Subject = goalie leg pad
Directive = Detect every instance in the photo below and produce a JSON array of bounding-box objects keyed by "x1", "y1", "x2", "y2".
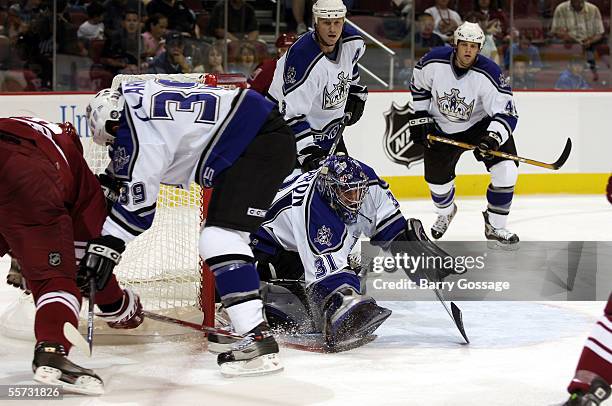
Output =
[
  {"x1": 323, "y1": 288, "x2": 391, "y2": 350},
  {"x1": 261, "y1": 281, "x2": 316, "y2": 333}
]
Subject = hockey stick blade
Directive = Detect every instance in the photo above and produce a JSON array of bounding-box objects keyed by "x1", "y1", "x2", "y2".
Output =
[
  {"x1": 550, "y1": 138, "x2": 572, "y2": 170},
  {"x1": 430, "y1": 287, "x2": 470, "y2": 344},
  {"x1": 142, "y1": 310, "x2": 245, "y2": 339},
  {"x1": 450, "y1": 302, "x2": 470, "y2": 344},
  {"x1": 63, "y1": 322, "x2": 92, "y2": 357}
]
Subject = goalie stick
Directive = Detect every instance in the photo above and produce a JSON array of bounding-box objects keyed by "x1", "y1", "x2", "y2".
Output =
[
  {"x1": 427, "y1": 135, "x2": 572, "y2": 170},
  {"x1": 431, "y1": 286, "x2": 469, "y2": 344}
]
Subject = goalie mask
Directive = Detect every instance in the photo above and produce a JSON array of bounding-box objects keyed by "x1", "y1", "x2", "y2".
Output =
[
  {"x1": 86, "y1": 88, "x2": 125, "y2": 146},
  {"x1": 316, "y1": 154, "x2": 369, "y2": 224}
]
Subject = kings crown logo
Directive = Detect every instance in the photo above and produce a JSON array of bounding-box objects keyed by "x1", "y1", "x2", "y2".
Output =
[
  {"x1": 323, "y1": 71, "x2": 350, "y2": 110},
  {"x1": 436, "y1": 88, "x2": 475, "y2": 122}
]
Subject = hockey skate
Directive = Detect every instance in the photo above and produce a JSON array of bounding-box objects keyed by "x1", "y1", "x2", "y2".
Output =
[
  {"x1": 217, "y1": 322, "x2": 283, "y2": 377},
  {"x1": 208, "y1": 325, "x2": 240, "y2": 354},
  {"x1": 563, "y1": 376, "x2": 611, "y2": 405},
  {"x1": 483, "y1": 211, "x2": 519, "y2": 250},
  {"x1": 323, "y1": 288, "x2": 392, "y2": 351},
  {"x1": 32, "y1": 342, "x2": 104, "y2": 396},
  {"x1": 431, "y1": 203, "x2": 457, "y2": 239},
  {"x1": 96, "y1": 289, "x2": 144, "y2": 329}
]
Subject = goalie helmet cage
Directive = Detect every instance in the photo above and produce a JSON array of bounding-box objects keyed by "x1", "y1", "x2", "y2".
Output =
[{"x1": 0, "y1": 73, "x2": 232, "y2": 343}]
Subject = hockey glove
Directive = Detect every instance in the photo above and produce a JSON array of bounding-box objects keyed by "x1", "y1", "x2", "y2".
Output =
[
  {"x1": 6, "y1": 256, "x2": 30, "y2": 294},
  {"x1": 300, "y1": 145, "x2": 328, "y2": 172},
  {"x1": 408, "y1": 111, "x2": 435, "y2": 146},
  {"x1": 96, "y1": 173, "x2": 122, "y2": 212},
  {"x1": 607, "y1": 175, "x2": 612, "y2": 205},
  {"x1": 475, "y1": 131, "x2": 502, "y2": 161},
  {"x1": 77, "y1": 235, "x2": 125, "y2": 294},
  {"x1": 344, "y1": 84, "x2": 368, "y2": 126}
]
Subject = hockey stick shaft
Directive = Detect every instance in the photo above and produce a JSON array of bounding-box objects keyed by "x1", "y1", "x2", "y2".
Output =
[
  {"x1": 87, "y1": 277, "x2": 95, "y2": 354},
  {"x1": 327, "y1": 113, "x2": 351, "y2": 158},
  {"x1": 141, "y1": 311, "x2": 245, "y2": 339},
  {"x1": 427, "y1": 135, "x2": 572, "y2": 170}
]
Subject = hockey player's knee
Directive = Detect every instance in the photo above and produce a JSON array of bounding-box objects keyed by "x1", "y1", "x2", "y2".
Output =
[
  {"x1": 490, "y1": 160, "x2": 518, "y2": 187},
  {"x1": 307, "y1": 270, "x2": 361, "y2": 309},
  {"x1": 199, "y1": 226, "x2": 253, "y2": 263},
  {"x1": 28, "y1": 277, "x2": 82, "y2": 305},
  {"x1": 428, "y1": 179, "x2": 455, "y2": 195}
]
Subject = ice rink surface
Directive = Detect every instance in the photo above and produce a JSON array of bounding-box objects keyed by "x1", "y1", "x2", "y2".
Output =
[{"x1": 0, "y1": 195, "x2": 610, "y2": 406}]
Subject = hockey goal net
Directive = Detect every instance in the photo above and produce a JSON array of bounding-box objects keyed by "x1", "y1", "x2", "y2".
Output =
[{"x1": 0, "y1": 73, "x2": 252, "y2": 342}]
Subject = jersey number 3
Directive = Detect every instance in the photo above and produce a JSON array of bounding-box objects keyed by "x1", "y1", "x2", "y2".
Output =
[{"x1": 150, "y1": 80, "x2": 220, "y2": 124}]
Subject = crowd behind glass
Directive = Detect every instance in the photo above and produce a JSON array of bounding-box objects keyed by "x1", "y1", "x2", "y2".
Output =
[{"x1": 0, "y1": 0, "x2": 608, "y2": 91}]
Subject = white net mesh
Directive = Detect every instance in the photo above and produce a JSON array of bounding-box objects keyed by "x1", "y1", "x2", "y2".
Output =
[
  {"x1": 84, "y1": 139, "x2": 204, "y2": 312},
  {"x1": 80, "y1": 138, "x2": 210, "y2": 340}
]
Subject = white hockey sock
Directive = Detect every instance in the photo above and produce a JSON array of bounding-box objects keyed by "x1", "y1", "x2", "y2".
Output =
[{"x1": 225, "y1": 299, "x2": 264, "y2": 335}]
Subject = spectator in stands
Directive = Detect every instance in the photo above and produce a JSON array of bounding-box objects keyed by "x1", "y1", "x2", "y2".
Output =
[
  {"x1": 103, "y1": 0, "x2": 144, "y2": 37},
  {"x1": 425, "y1": 0, "x2": 462, "y2": 42},
  {"x1": 146, "y1": 0, "x2": 195, "y2": 36},
  {"x1": 8, "y1": 0, "x2": 45, "y2": 26},
  {"x1": 0, "y1": 34, "x2": 22, "y2": 71},
  {"x1": 203, "y1": 43, "x2": 225, "y2": 74},
  {"x1": 551, "y1": 0, "x2": 605, "y2": 80},
  {"x1": 209, "y1": 0, "x2": 259, "y2": 41},
  {"x1": 397, "y1": 56, "x2": 414, "y2": 87},
  {"x1": 286, "y1": 0, "x2": 310, "y2": 35},
  {"x1": 3, "y1": 4, "x2": 29, "y2": 46},
  {"x1": 142, "y1": 13, "x2": 167, "y2": 58},
  {"x1": 414, "y1": 12, "x2": 446, "y2": 59},
  {"x1": 147, "y1": 31, "x2": 192, "y2": 74},
  {"x1": 77, "y1": 1, "x2": 105, "y2": 41},
  {"x1": 555, "y1": 56, "x2": 591, "y2": 89},
  {"x1": 473, "y1": 0, "x2": 509, "y2": 43},
  {"x1": 503, "y1": 33, "x2": 542, "y2": 71},
  {"x1": 100, "y1": 10, "x2": 142, "y2": 76},
  {"x1": 510, "y1": 55, "x2": 536, "y2": 89},
  {"x1": 249, "y1": 32, "x2": 297, "y2": 95},
  {"x1": 229, "y1": 41, "x2": 258, "y2": 77}
]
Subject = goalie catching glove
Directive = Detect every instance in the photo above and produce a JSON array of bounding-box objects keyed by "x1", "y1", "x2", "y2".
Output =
[
  {"x1": 77, "y1": 235, "x2": 125, "y2": 294},
  {"x1": 344, "y1": 84, "x2": 368, "y2": 126}
]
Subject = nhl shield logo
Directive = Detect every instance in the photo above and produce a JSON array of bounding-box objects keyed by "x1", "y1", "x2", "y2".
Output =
[
  {"x1": 382, "y1": 101, "x2": 424, "y2": 168},
  {"x1": 48, "y1": 252, "x2": 62, "y2": 267}
]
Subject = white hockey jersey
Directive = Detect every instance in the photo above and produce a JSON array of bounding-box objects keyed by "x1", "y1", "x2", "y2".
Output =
[
  {"x1": 268, "y1": 26, "x2": 366, "y2": 163},
  {"x1": 250, "y1": 161, "x2": 407, "y2": 286},
  {"x1": 410, "y1": 47, "x2": 518, "y2": 144},
  {"x1": 102, "y1": 79, "x2": 274, "y2": 243}
]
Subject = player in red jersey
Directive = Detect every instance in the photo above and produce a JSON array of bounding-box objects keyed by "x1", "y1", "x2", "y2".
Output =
[
  {"x1": 0, "y1": 117, "x2": 143, "y2": 395},
  {"x1": 562, "y1": 293, "x2": 611, "y2": 405},
  {"x1": 248, "y1": 33, "x2": 298, "y2": 95}
]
